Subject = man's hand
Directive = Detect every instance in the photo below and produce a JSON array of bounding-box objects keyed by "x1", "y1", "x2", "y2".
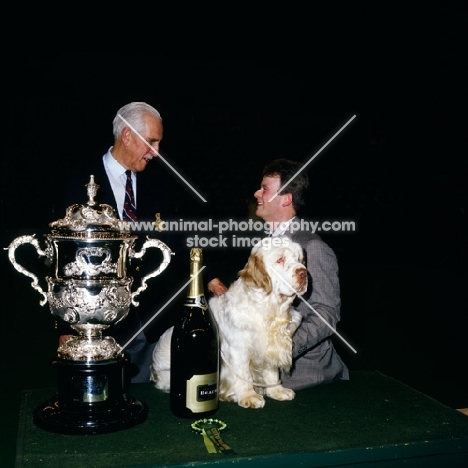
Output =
[
  {"x1": 207, "y1": 277, "x2": 228, "y2": 296},
  {"x1": 287, "y1": 310, "x2": 303, "y2": 335}
]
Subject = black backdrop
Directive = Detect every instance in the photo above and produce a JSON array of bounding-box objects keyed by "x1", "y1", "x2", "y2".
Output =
[{"x1": 2, "y1": 51, "x2": 467, "y2": 407}]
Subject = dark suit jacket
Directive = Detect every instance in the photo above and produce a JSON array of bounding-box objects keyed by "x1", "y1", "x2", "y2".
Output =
[
  {"x1": 278, "y1": 221, "x2": 349, "y2": 389},
  {"x1": 58, "y1": 158, "x2": 178, "y2": 220}
]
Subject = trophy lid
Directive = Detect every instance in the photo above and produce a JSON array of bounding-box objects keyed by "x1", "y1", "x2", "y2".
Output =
[{"x1": 49, "y1": 175, "x2": 134, "y2": 238}]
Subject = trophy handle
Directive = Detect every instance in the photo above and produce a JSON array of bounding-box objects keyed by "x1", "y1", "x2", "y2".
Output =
[
  {"x1": 129, "y1": 237, "x2": 174, "y2": 306},
  {"x1": 5, "y1": 234, "x2": 52, "y2": 306}
]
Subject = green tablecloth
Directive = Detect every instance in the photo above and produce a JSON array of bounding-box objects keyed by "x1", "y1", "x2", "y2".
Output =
[{"x1": 15, "y1": 371, "x2": 468, "y2": 468}]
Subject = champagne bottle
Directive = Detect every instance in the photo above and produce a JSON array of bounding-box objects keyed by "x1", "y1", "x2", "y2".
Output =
[{"x1": 170, "y1": 248, "x2": 220, "y2": 418}]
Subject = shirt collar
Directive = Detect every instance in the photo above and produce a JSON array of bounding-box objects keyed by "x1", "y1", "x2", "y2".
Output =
[
  {"x1": 270, "y1": 216, "x2": 296, "y2": 237},
  {"x1": 104, "y1": 147, "x2": 127, "y2": 178}
]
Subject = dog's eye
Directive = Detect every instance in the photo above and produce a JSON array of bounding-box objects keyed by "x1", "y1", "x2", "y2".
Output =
[{"x1": 276, "y1": 256, "x2": 285, "y2": 264}]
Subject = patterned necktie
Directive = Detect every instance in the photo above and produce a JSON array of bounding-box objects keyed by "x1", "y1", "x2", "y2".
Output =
[{"x1": 123, "y1": 170, "x2": 137, "y2": 221}]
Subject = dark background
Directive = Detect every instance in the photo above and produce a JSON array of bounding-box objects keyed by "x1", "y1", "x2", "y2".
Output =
[{"x1": 1, "y1": 8, "x2": 467, "y2": 464}]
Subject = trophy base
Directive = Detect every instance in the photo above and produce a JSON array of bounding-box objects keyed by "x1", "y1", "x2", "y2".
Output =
[
  {"x1": 33, "y1": 355, "x2": 148, "y2": 435},
  {"x1": 33, "y1": 392, "x2": 148, "y2": 435}
]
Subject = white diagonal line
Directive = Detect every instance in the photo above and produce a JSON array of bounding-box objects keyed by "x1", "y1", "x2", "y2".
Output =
[
  {"x1": 270, "y1": 268, "x2": 357, "y2": 354},
  {"x1": 268, "y1": 114, "x2": 357, "y2": 202},
  {"x1": 118, "y1": 266, "x2": 206, "y2": 353},
  {"x1": 153, "y1": 151, "x2": 207, "y2": 202},
  {"x1": 118, "y1": 114, "x2": 207, "y2": 202},
  {"x1": 294, "y1": 294, "x2": 357, "y2": 353}
]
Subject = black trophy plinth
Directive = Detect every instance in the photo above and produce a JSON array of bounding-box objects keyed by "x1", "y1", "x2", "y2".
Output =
[{"x1": 33, "y1": 355, "x2": 148, "y2": 435}]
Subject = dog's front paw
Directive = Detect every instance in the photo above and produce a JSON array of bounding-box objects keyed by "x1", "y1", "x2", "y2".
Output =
[
  {"x1": 266, "y1": 385, "x2": 296, "y2": 401},
  {"x1": 239, "y1": 393, "x2": 266, "y2": 409},
  {"x1": 287, "y1": 310, "x2": 302, "y2": 335}
]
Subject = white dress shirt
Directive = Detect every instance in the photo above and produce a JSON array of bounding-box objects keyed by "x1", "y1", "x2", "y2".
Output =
[
  {"x1": 103, "y1": 147, "x2": 137, "y2": 220},
  {"x1": 270, "y1": 217, "x2": 296, "y2": 237}
]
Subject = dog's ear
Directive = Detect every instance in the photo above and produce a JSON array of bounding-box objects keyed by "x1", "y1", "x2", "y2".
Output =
[{"x1": 239, "y1": 253, "x2": 272, "y2": 293}]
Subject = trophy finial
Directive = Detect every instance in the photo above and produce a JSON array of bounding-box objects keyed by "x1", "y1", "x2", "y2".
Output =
[
  {"x1": 85, "y1": 175, "x2": 100, "y2": 206},
  {"x1": 153, "y1": 212, "x2": 165, "y2": 232}
]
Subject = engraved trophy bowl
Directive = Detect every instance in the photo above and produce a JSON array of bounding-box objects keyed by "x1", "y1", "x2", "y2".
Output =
[{"x1": 5, "y1": 175, "x2": 173, "y2": 434}]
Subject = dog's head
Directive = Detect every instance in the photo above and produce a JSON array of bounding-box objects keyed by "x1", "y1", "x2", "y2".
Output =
[{"x1": 238, "y1": 237, "x2": 308, "y2": 298}]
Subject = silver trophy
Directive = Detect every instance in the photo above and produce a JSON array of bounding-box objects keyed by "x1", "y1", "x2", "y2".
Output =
[{"x1": 6, "y1": 175, "x2": 173, "y2": 434}]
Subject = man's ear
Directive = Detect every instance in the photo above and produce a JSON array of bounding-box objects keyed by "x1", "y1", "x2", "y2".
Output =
[
  {"x1": 121, "y1": 128, "x2": 132, "y2": 146},
  {"x1": 282, "y1": 192, "x2": 293, "y2": 207}
]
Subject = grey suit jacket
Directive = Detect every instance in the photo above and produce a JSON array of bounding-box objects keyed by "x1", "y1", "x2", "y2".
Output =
[{"x1": 279, "y1": 221, "x2": 349, "y2": 390}]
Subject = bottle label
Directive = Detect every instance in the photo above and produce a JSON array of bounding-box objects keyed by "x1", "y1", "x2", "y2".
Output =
[
  {"x1": 184, "y1": 296, "x2": 207, "y2": 309},
  {"x1": 186, "y1": 372, "x2": 218, "y2": 412}
]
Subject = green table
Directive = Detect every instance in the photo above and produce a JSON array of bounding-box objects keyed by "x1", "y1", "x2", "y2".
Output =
[{"x1": 15, "y1": 371, "x2": 468, "y2": 467}]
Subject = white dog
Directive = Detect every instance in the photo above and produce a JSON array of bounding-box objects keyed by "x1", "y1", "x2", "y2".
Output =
[{"x1": 150, "y1": 237, "x2": 308, "y2": 409}]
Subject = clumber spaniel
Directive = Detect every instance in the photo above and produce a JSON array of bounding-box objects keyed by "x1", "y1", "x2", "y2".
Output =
[{"x1": 150, "y1": 237, "x2": 308, "y2": 409}]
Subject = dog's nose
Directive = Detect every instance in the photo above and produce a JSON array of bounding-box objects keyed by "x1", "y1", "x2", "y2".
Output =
[{"x1": 296, "y1": 268, "x2": 307, "y2": 280}]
